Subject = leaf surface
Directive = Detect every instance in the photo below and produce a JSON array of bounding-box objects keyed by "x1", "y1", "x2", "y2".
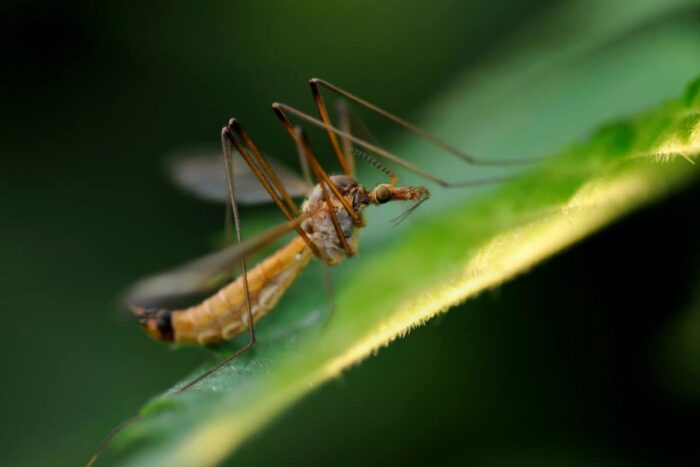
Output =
[{"x1": 102, "y1": 3, "x2": 700, "y2": 465}]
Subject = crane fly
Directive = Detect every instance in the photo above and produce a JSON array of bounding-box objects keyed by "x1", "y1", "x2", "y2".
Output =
[{"x1": 88, "y1": 78, "x2": 537, "y2": 466}]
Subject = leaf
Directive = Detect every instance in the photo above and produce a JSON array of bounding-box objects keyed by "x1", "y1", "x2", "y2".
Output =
[{"x1": 100, "y1": 6, "x2": 700, "y2": 467}]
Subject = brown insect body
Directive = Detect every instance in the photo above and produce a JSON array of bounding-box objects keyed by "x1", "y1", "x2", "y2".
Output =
[{"x1": 138, "y1": 175, "x2": 416, "y2": 345}]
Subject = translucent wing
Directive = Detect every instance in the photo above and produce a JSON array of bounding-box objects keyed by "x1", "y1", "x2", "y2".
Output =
[
  {"x1": 123, "y1": 216, "x2": 308, "y2": 309},
  {"x1": 167, "y1": 146, "x2": 313, "y2": 204}
]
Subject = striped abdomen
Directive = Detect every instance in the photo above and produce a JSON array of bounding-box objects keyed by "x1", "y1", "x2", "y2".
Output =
[{"x1": 140, "y1": 236, "x2": 313, "y2": 344}]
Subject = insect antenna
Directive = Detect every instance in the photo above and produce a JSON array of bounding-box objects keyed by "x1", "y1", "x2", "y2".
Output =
[
  {"x1": 350, "y1": 147, "x2": 429, "y2": 225},
  {"x1": 352, "y1": 147, "x2": 397, "y2": 184}
]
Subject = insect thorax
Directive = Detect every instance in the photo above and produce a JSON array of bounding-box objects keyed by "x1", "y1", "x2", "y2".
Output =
[{"x1": 301, "y1": 175, "x2": 369, "y2": 265}]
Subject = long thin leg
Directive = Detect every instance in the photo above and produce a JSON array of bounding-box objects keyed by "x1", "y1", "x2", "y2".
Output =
[
  {"x1": 86, "y1": 126, "x2": 259, "y2": 466},
  {"x1": 336, "y1": 99, "x2": 355, "y2": 177},
  {"x1": 342, "y1": 99, "x2": 383, "y2": 150},
  {"x1": 174, "y1": 126, "x2": 258, "y2": 393},
  {"x1": 272, "y1": 105, "x2": 364, "y2": 226},
  {"x1": 335, "y1": 100, "x2": 400, "y2": 185},
  {"x1": 296, "y1": 144, "x2": 314, "y2": 188},
  {"x1": 309, "y1": 78, "x2": 544, "y2": 166},
  {"x1": 272, "y1": 102, "x2": 515, "y2": 189},
  {"x1": 86, "y1": 415, "x2": 142, "y2": 467},
  {"x1": 309, "y1": 80, "x2": 352, "y2": 175},
  {"x1": 225, "y1": 120, "x2": 324, "y2": 259},
  {"x1": 295, "y1": 127, "x2": 354, "y2": 257},
  {"x1": 182, "y1": 129, "x2": 351, "y2": 392},
  {"x1": 227, "y1": 119, "x2": 299, "y2": 217},
  {"x1": 224, "y1": 195, "x2": 234, "y2": 247}
]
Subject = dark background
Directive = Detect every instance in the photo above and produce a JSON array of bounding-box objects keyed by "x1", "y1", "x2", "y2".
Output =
[{"x1": 2, "y1": 1, "x2": 699, "y2": 466}]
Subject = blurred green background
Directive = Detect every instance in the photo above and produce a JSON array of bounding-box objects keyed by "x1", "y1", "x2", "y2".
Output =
[{"x1": 2, "y1": 1, "x2": 700, "y2": 466}]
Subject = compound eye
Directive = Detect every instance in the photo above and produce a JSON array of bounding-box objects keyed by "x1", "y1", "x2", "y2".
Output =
[{"x1": 374, "y1": 185, "x2": 392, "y2": 204}]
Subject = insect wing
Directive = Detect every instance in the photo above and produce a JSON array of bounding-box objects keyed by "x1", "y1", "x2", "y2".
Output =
[
  {"x1": 167, "y1": 147, "x2": 312, "y2": 204},
  {"x1": 123, "y1": 215, "x2": 309, "y2": 309}
]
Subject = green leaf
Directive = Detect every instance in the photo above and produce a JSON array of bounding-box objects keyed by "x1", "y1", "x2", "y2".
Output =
[{"x1": 100, "y1": 5, "x2": 700, "y2": 467}]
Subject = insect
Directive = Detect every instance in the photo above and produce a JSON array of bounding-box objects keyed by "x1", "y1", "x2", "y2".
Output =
[
  {"x1": 88, "y1": 78, "x2": 534, "y2": 466},
  {"x1": 125, "y1": 78, "x2": 530, "y2": 389}
]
